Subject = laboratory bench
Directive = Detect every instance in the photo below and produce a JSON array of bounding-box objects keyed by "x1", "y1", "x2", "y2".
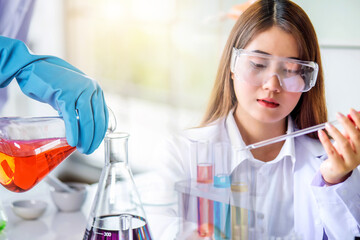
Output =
[{"x1": 0, "y1": 172, "x2": 179, "y2": 240}]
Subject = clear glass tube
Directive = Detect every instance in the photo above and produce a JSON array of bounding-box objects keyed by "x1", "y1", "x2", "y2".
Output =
[
  {"x1": 213, "y1": 142, "x2": 231, "y2": 188},
  {"x1": 213, "y1": 142, "x2": 231, "y2": 240},
  {"x1": 195, "y1": 140, "x2": 214, "y2": 184},
  {"x1": 119, "y1": 214, "x2": 133, "y2": 240},
  {"x1": 242, "y1": 119, "x2": 339, "y2": 151},
  {"x1": 189, "y1": 140, "x2": 214, "y2": 238}
]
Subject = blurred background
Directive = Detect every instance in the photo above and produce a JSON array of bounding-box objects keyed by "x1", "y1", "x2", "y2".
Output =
[{"x1": 1, "y1": 0, "x2": 360, "y2": 184}]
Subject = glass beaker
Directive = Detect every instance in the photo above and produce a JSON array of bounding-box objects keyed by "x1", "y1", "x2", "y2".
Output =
[
  {"x1": 0, "y1": 108, "x2": 117, "y2": 193},
  {"x1": 83, "y1": 132, "x2": 152, "y2": 240}
]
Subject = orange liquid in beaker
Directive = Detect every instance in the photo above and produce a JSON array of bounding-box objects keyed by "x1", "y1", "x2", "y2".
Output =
[{"x1": 0, "y1": 138, "x2": 75, "y2": 192}]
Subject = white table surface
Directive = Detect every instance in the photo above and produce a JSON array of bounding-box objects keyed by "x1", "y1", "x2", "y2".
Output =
[{"x1": 0, "y1": 172, "x2": 179, "y2": 240}]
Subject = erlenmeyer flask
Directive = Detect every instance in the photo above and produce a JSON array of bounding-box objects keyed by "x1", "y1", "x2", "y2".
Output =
[
  {"x1": 83, "y1": 132, "x2": 152, "y2": 240},
  {"x1": 0, "y1": 107, "x2": 117, "y2": 193},
  {"x1": 0, "y1": 116, "x2": 75, "y2": 192}
]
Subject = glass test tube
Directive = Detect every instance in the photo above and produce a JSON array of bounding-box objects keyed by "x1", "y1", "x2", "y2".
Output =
[
  {"x1": 194, "y1": 140, "x2": 214, "y2": 238},
  {"x1": 231, "y1": 182, "x2": 249, "y2": 240},
  {"x1": 196, "y1": 141, "x2": 214, "y2": 184},
  {"x1": 119, "y1": 214, "x2": 133, "y2": 240},
  {"x1": 213, "y1": 142, "x2": 231, "y2": 240}
]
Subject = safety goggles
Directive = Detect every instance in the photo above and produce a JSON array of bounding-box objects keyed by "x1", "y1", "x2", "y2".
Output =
[{"x1": 230, "y1": 48, "x2": 318, "y2": 92}]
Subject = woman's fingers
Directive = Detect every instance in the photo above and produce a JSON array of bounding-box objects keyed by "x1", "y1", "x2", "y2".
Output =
[
  {"x1": 324, "y1": 111, "x2": 360, "y2": 168},
  {"x1": 347, "y1": 109, "x2": 360, "y2": 153},
  {"x1": 319, "y1": 129, "x2": 347, "y2": 184},
  {"x1": 319, "y1": 109, "x2": 360, "y2": 185},
  {"x1": 335, "y1": 112, "x2": 360, "y2": 164},
  {"x1": 325, "y1": 121, "x2": 352, "y2": 156},
  {"x1": 349, "y1": 108, "x2": 360, "y2": 126},
  {"x1": 318, "y1": 129, "x2": 337, "y2": 157}
]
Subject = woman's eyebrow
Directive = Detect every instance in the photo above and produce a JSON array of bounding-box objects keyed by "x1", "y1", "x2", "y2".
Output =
[
  {"x1": 252, "y1": 50, "x2": 300, "y2": 60},
  {"x1": 253, "y1": 49, "x2": 270, "y2": 55}
]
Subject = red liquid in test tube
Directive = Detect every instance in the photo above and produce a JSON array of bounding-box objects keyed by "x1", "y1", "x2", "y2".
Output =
[
  {"x1": 195, "y1": 141, "x2": 214, "y2": 238},
  {"x1": 197, "y1": 163, "x2": 213, "y2": 184},
  {"x1": 197, "y1": 198, "x2": 214, "y2": 237},
  {"x1": 197, "y1": 165, "x2": 214, "y2": 237}
]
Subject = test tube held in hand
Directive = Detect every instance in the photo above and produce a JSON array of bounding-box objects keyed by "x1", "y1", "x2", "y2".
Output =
[{"x1": 243, "y1": 110, "x2": 360, "y2": 151}]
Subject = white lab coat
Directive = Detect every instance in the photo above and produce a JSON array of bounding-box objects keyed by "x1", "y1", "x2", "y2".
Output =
[{"x1": 157, "y1": 112, "x2": 360, "y2": 240}]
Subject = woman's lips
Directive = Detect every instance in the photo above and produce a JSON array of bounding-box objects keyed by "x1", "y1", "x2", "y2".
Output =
[{"x1": 257, "y1": 98, "x2": 280, "y2": 108}]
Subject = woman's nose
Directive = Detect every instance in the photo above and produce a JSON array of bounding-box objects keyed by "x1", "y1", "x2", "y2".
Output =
[{"x1": 262, "y1": 74, "x2": 282, "y2": 92}]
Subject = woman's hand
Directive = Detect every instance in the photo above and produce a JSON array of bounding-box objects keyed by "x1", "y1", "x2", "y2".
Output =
[{"x1": 318, "y1": 109, "x2": 360, "y2": 185}]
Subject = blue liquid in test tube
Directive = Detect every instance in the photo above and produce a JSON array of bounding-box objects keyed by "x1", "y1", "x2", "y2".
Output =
[{"x1": 214, "y1": 174, "x2": 231, "y2": 240}]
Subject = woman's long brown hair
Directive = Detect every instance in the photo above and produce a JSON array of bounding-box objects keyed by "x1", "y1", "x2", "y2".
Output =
[{"x1": 201, "y1": 0, "x2": 327, "y2": 139}]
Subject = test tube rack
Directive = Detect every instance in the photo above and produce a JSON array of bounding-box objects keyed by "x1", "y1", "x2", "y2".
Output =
[{"x1": 175, "y1": 179, "x2": 265, "y2": 239}]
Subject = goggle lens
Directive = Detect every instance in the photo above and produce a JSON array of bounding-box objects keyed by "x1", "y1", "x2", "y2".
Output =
[{"x1": 231, "y1": 48, "x2": 318, "y2": 92}]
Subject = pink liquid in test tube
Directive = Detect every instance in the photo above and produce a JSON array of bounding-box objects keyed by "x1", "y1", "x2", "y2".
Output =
[
  {"x1": 197, "y1": 161, "x2": 214, "y2": 237},
  {"x1": 191, "y1": 140, "x2": 214, "y2": 238},
  {"x1": 197, "y1": 163, "x2": 213, "y2": 184},
  {"x1": 198, "y1": 198, "x2": 214, "y2": 237}
]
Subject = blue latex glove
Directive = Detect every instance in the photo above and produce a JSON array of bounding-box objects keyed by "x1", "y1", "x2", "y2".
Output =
[{"x1": 0, "y1": 36, "x2": 108, "y2": 154}]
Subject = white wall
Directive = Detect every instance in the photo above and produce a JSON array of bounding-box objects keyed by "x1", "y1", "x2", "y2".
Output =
[
  {"x1": 321, "y1": 47, "x2": 360, "y2": 119},
  {"x1": 294, "y1": 0, "x2": 360, "y2": 119},
  {"x1": 294, "y1": 0, "x2": 360, "y2": 47}
]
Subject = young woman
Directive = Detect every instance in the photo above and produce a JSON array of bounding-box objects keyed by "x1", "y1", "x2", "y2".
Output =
[{"x1": 157, "y1": 0, "x2": 360, "y2": 239}]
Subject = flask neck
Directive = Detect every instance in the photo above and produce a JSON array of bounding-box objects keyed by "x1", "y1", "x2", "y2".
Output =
[{"x1": 104, "y1": 133, "x2": 129, "y2": 164}]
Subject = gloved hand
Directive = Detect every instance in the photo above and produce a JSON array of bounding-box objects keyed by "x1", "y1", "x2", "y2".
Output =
[{"x1": 0, "y1": 36, "x2": 108, "y2": 154}]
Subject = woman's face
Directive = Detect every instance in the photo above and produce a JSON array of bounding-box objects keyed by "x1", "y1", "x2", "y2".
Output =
[{"x1": 233, "y1": 26, "x2": 302, "y2": 124}]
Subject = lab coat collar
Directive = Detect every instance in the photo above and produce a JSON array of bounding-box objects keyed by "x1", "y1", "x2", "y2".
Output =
[{"x1": 225, "y1": 109, "x2": 296, "y2": 172}]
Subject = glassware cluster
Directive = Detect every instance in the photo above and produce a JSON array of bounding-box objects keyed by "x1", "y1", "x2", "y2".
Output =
[
  {"x1": 175, "y1": 139, "x2": 302, "y2": 240},
  {"x1": 0, "y1": 112, "x2": 153, "y2": 239}
]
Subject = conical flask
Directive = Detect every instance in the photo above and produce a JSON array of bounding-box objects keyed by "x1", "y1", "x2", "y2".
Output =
[
  {"x1": 0, "y1": 107, "x2": 117, "y2": 193},
  {"x1": 83, "y1": 132, "x2": 152, "y2": 240}
]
